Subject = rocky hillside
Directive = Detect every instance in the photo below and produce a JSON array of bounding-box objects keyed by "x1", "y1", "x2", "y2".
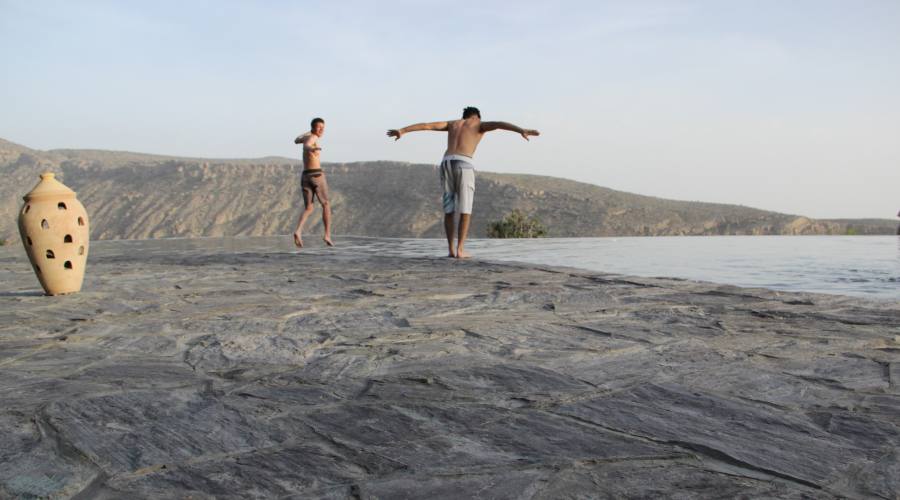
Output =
[{"x1": 1, "y1": 138, "x2": 895, "y2": 244}]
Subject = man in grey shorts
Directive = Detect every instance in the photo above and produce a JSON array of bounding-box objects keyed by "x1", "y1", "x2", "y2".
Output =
[{"x1": 387, "y1": 107, "x2": 539, "y2": 258}]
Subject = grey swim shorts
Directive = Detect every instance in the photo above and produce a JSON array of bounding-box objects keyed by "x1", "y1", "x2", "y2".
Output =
[{"x1": 439, "y1": 154, "x2": 475, "y2": 214}]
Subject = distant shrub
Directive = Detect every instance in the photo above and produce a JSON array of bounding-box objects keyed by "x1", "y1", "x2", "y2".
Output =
[
  {"x1": 487, "y1": 210, "x2": 547, "y2": 238},
  {"x1": 0, "y1": 239, "x2": 6, "y2": 246},
  {"x1": 845, "y1": 227, "x2": 858, "y2": 236}
]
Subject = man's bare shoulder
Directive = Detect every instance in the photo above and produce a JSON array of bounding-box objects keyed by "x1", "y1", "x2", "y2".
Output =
[{"x1": 463, "y1": 120, "x2": 484, "y2": 133}]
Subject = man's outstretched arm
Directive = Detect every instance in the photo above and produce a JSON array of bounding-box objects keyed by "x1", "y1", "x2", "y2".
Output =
[
  {"x1": 294, "y1": 132, "x2": 311, "y2": 144},
  {"x1": 386, "y1": 121, "x2": 450, "y2": 141},
  {"x1": 480, "y1": 122, "x2": 540, "y2": 141}
]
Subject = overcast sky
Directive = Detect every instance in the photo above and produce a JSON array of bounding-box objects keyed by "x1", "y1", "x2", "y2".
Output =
[{"x1": 2, "y1": 0, "x2": 898, "y2": 219}]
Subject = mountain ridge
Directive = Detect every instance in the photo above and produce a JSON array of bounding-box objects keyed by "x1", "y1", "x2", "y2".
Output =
[{"x1": 1, "y1": 138, "x2": 894, "y2": 243}]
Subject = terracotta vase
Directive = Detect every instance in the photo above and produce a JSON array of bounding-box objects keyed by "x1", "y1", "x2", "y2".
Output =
[{"x1": 18, "y1": 173, "x2": 90, "y2": 295}]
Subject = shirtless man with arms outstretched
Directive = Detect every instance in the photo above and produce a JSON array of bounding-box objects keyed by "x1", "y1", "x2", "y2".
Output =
[
  {"x1": 293, "y1": 117, "x2": 334, "y2": 248},
  {"x1": 387, "y1": 107, "x2": 539, "y2": 258}
]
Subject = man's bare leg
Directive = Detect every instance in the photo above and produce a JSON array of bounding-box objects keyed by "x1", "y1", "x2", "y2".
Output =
[
  {"x1": 444, "y1": 213, "x2": 456, "y2": 258},
  {"x1": 321, "y1": 201, "x2": 334, "y2": 247},
  {"x1": 456, "y1": 214, "x2": 471, "y2": 259},
  {"x1": 294, "y1": 202, "x2": 315, "y2": 248}
]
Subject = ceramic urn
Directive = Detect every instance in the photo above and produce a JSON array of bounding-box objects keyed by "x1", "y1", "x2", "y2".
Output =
[{"x1": 18, "y1": 173, "x2": 90, "y2": 295}]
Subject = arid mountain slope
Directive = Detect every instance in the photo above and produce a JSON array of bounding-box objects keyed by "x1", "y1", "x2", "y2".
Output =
[{"x1": 1, "y1": 138, "x2": 894, "y2": 243}]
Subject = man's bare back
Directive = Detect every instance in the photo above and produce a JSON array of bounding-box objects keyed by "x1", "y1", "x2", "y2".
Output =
[{"x1": 445, "y1": 118, "x2": 485, "y2": 157}]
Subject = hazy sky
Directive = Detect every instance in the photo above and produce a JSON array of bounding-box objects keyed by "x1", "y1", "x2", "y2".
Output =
[{"x1": 2, "y1": 0, "x2": 898, "y2": 219}]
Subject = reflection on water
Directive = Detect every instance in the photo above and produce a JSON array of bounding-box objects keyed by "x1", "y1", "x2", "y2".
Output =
[{"x1": 44, "y1": 235, "x2": 900, "y2": 301}]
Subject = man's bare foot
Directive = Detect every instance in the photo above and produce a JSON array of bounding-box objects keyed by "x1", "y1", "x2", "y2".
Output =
[
  {"x1": 447, "y1": 252, "x2": 456, "y2": 258},
  {"x1": 456, "y1": 250, "x2": 471, "y2": 259},
  {"x1": 293, "y1": 232, "x2": 303, "y2": 248},
  {"x1": 323, "y1": 236, "x2": 334, "y2": 247}
]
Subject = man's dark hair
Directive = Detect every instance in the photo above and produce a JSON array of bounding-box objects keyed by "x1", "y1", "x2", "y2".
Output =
[
  {"x1": 310, "y1": 117, "x2": 325, "y2": 129},
  {"x1": 462, "y1": 107, "x2": 481, "y2": 119}
]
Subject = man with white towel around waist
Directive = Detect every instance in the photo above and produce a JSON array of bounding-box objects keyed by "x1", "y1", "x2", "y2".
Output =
[{"x1": 387, "y1": 107, "x2": 539, "y2": 258}]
